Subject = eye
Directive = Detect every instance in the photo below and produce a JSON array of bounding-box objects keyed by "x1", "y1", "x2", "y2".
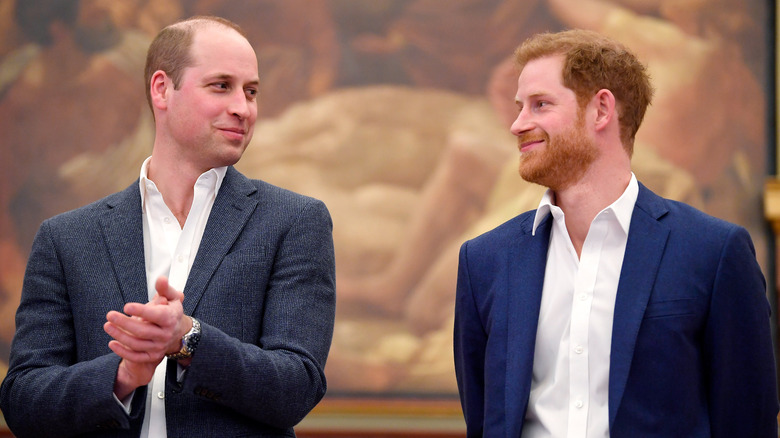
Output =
[
  {"x1": 211, "y1": 82, "x2": 229, "y2": 91},
  {"x1": 245, "y1": 87, "x2": 258, "y2": 101}
]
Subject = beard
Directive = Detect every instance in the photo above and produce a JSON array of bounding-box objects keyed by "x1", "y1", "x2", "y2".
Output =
[{"x1": 517, "y1": 113, "x2": 598, "y2": 191}]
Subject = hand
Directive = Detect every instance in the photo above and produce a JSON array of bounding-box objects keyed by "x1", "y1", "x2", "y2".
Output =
[{"x1": 104, "y1": 277, "x2": 190, "y2": 398}]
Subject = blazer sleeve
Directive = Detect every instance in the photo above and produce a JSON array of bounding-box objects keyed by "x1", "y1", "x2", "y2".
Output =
[
  {"x1": 172, "y1": 197, "x2": 336, "y2": 429},
  {"x1": 0, "y1": 220, "x2": 145, "y2": 438},
  {"x1": 454, "y1": 240, "x2": 487, "y2": 437},
  {"x1": 704, "y1": 225, "x2": 778, "y2": 437}
]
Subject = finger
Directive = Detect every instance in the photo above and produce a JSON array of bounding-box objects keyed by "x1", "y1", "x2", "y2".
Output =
[
  {"x1": 121, "y1": 302, "x2": 148, "y2": 316},
  {"x1": 148, "y1": 293, "x2": 169, "y2": 306},
  {"x1": 155, "y1": 276, "x2": 184, "y2": 303},
  {"x1": 107, "y1": 304, "x2": 183, "y2": 351},
  {"x1": 106, "y1": 309, "x2": 156, "y2": 344},
  {"x1": 105, "y1": 311, "x2": 174, "y2": 351},
  {"x1": 122, "y1": 298, "x2": 174, "y2": 325},
  {"x1": 104, "y1": 320, "x2": 168, "y2": 354},
  {"x1": 154, "y1": 294, "x2": 171, "y2": 304},
  {"x1": 123, "y1": 301, "x2": 169, "y2": 320},
  {"x1": 123, "y1": 298, "x2": 183, "y2": 329},
  {"x1": 107, "y1": 310, "x2": 157, "y2": 335},
  {"x1": 108, "y1": 340, "x2": 164, "y2": 363}
]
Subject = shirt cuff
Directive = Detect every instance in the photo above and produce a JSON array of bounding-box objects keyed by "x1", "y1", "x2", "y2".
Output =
[{"x1": 113, "y1": 390, "x2": 134, "y2": 415}]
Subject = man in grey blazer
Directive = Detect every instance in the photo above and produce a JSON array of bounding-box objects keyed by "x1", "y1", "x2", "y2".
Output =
[{"x1": 0, "y1": 15, "x2": 336, "y2": 437}]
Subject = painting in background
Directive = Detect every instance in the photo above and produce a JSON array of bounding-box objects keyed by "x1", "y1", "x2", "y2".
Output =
[{"x1": 0, "y1": 0, "x2": 770, "y2": 411}]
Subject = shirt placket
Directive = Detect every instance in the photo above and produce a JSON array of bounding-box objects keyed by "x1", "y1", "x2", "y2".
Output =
[{"x1": 566, "y1": 216, "x2": 608, "y2": 438}]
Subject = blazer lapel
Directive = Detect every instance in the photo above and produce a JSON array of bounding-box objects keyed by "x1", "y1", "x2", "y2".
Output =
[
  {"x1": 608, "y1": 184, "x2": 670, "y2": 427},
  {"x1": 505, "y1": 213, "x2": 551, "y2": 435},
  {"x1": 100, "y1": 182, "x2": 148, "y2": 305},
  {"x1": 182, "y1": 167, "x2": 258, "y2": 315}
]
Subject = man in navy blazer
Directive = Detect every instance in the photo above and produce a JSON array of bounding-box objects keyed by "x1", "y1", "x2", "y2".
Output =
[
  {"x1": 0, "y1": 16, "x2": 335, "y2": 437},
  {"x1": 454, "y1": 29, "x2": 778, "y2": 437}
]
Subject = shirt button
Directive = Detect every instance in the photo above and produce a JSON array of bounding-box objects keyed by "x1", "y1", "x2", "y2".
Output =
[
  {"x1": 164, "y1": 217, "x2": 171, "y2": 224},
  {"x1": 157, "y1": 392, "x2": 165, "y2": 399},
  {"x1": 177, "y1": 254, "x2": 185, "y2": 263},
  {"x1": 579, "y1": 293, "x2": 588, "y2": 301},
  {"x1": 575, "y1": 400, "x2": 584, "y2": 408},
  {"x1": 574, "y1": 345, "x2": 584, "y2": 354}
]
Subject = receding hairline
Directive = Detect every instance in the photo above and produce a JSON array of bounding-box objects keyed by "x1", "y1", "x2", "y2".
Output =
[
  {"x1": 164, "y1": 15, "x2": 248, "y2": 39},
  {"x1": 142, "y1": 15, "x2": 253, "y2": 114}
]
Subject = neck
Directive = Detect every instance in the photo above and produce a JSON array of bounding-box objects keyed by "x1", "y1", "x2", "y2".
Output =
[
  {"x1": 147, "y1": 149, "x2": 207, "y2": 227},
  {"x1": 553, "y1": 164, "x2": 631, "y2": 257}
]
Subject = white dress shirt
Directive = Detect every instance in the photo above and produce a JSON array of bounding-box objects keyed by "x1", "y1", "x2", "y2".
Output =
[
  {"x1": 522, "y1": 174, "x2": 638, "y2": 438},
  {"x1": 136, "y1": 157, "x2": 226, "y2": 437}
]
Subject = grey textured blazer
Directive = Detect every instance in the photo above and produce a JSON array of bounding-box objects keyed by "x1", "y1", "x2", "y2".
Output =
[{"x1": 0, "y1": 167, "x2": 336, "y2": 438}]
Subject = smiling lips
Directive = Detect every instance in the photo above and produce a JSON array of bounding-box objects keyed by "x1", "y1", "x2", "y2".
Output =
[
  {"x1": 220, "y1": 126, "x2": 245, "y2": 134},
  {"x1": 518, "y1": 135, "x2": 546, "y2": 153},
  {"x1": 217, "y1": 126, "x2": 247, "y2": 140}
]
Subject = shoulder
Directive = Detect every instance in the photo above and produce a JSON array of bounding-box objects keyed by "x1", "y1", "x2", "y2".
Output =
[
  {"x1": 254, "y1": 178, "x2": 324, "y2": 209},
  {"x1": 636, "y1": 183, "x2": 743, "y2": 240},
  {"x1": 225, "y1": 168, "x2": 331, "y2": 222},
  {"x1": 41, "y1": 182, "x2": 139, "y2": 230},
  {"x1": 461, "y1": 209, "x2": 537, "y2": 256},
  {"x1": 634, "y1": 183, "x2": 755, "y2": 265}
]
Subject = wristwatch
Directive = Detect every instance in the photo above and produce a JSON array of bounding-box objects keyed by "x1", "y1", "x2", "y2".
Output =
[{"x1": 166, "y1": 317, "x2": 201, "y2": 360}]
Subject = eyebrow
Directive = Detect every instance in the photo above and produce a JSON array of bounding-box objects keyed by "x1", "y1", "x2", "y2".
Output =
[
  {"x1": 515, "y1": 91, "x2": 549, "y2": 106},
  {"x1": 208, "y1": 73, "x2": 260, "y2": 87}
]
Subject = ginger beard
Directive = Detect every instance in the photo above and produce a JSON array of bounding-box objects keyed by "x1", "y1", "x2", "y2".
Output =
[{"x1": 517, "y1": 110, "x2": 599, "y2": 191}]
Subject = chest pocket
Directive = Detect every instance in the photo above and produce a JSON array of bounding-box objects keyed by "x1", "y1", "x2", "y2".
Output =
[{"x1": 643, "y1": 297, "x2": 701, "y2": 320}]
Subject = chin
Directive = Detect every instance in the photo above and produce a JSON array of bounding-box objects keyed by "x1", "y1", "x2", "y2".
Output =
[{"x1": 219, "y1": 146, "x2": 248, "y2": 166}]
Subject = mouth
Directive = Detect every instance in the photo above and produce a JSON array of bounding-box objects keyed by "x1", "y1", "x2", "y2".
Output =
[
  {"x1": 217, "y1": 127, "x2": 247, "y2": 141},
  {"x1": 519, "y1": 138, "x2": 545, "y2": 153}
]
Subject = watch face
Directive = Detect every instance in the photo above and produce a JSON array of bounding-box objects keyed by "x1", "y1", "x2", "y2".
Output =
[
  {"x1": 184, "y1": 318, "x2": 201, "y2": 353},
  {"x1": 167, "y1": 318, "x2": 201, "y2": 360}
]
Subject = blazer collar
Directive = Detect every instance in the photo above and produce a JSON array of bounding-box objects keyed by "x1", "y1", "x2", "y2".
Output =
[
  {"x1": 101, "y1": 183, "x2": 147, "y2": 305},
  {"x1": 608, "y1": 182, "x2": 670, "y2": 427},
  {"x1": 505, "y1": 212, "x2": 552, "y2": 435},
  {"x1": 181, "y1": 167, "x2": 258, "y2": 315},
  {"x1": 99, "y1": 167, "x2": 258, "y2": 312}
]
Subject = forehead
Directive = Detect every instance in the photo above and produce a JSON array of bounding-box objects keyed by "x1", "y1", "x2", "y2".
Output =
[
  {"x1": 187, "y1": 25, "x2": 258, "y2": 80},
  {"x1": 516, "y1": 55, "x2": 567, "y2": 99}
]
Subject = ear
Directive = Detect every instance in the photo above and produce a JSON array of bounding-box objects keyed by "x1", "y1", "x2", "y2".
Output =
[
  {"x1": 591, "y1": 88, "x2": 616, "y2": 132},
  {"x1": 149, "y1": 70, "x2": 171, "y2": 111}
]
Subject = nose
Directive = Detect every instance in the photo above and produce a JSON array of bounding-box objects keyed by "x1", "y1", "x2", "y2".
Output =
[
  {"x1": 510, "y1": 107, "x2": 533, "y2": 137},
  {"x1": 228, "y1": 91, "x2": 253, "y2": 120}
]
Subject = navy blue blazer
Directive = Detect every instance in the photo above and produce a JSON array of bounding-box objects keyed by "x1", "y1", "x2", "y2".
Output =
[
  {"x1": 0, "y1": 167, "x2": 336, "y2": 437},
  {"x1": 454, "y1": 183, "x2": 778, "y2": 437}
]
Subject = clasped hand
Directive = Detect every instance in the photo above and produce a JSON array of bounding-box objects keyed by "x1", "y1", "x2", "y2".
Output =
[{"x1": 104, "y1": 276, "x2": 191, "y2": 399}]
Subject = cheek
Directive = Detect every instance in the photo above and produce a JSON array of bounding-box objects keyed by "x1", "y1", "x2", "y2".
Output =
[
  {"x1": 168, "y1": 107, "x2": 209, "y2": 142},
  {"x1": 181, "y1": 103, "x2": 220, "y2": 128},
  {"x1": 248, "y1": 103, "x2": 258, "y2": 123}
]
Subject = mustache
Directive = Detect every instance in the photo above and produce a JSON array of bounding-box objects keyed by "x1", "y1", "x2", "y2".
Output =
[{"x1": 517, "y1": 131, "x2": 549, "y2": 146}]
